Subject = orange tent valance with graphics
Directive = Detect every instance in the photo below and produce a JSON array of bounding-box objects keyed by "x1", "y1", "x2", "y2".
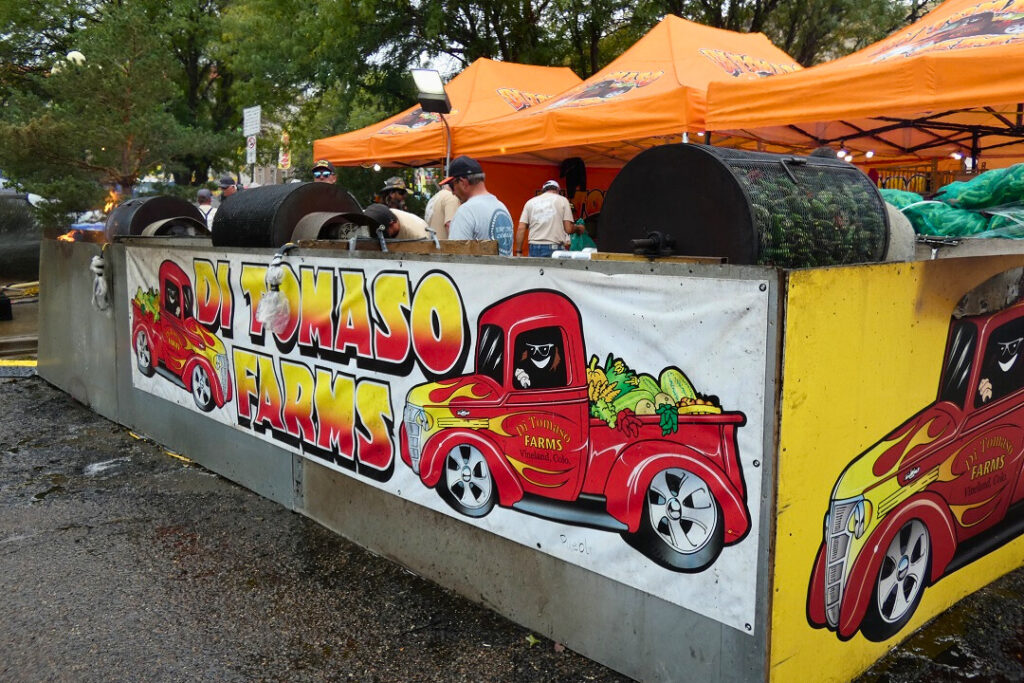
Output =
[
  {"x1": 451, "y1": 16, "x2": 801, "y2": 167},
  {"x1": 312, "y1": 58, "x2": 581, "y2": 168},
  {"x1": 706, "y1": 0, "x2": 1024, "y2": 161}
]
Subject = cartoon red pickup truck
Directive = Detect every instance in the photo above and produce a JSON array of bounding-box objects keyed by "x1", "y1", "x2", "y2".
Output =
[
  {"x1": 400, "y1": 289, "x2": 750, "y2": 572},
  {"x1": 809, "y1": 298, "x2": 1024, "y2": 641},
  {"x1": 131, "y1": 260, "x2": 232, "y2": 412}
]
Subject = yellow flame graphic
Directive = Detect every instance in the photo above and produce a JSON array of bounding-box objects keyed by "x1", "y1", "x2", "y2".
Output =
[
  {"x1": 881, "y1": 417, "x2": 944, "y2": 477},
  {"x1": 445, "y1": 383, "x2": 491, "y2": 402},
  {"x1": 936, "y1": 442, "x2": 970, "y2": 483},
  {"x1": 949, "y1": 496, "x2": 1000, "y2": 528},
  {"x1": 489, "y1": 411, "x2": 546, "y2": 438},
  {"x1": 505, "y1": 454, "x2": 572, "y2": 488}
]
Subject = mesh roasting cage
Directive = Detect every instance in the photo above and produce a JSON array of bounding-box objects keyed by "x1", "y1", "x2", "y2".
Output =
[{"x1": 598, "y1": 144, "x2": 890, "y2": 267}]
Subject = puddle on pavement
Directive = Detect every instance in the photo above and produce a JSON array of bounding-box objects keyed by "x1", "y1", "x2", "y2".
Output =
[
  {"x1": 858, "y1": 597, "x2": 1024, "y2": 682},
  {"x1": 31, "y1": 484, "x2": 65, "y2": 502},
  {"x1": 858, "y1": 610, "x2": 975, "y2": 681},
  {"x1": 83, "y1": 457, "x2": 131, "y2": 477},
  {"x1": 27, "y1": 473, "x2": 68, "y2": 503}
]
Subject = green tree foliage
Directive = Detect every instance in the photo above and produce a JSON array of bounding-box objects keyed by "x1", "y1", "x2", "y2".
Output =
[
  {"x1": 0, "y1": 1, "x2": 98, "y2": 102},
  {"x1": 162, "y1": 0, "x2": 239, "y2": 185},
  {"x1": 0, "y1": 0, "x2": 936, "y2": 226},
  {"x1": 417, "y1": 0, "x2": 562, "y2": 66},
  {"x1": 0, "y1": 0, "x2": 235, "y2": 222},
  {"x1": 553, "y1": 0, "x2": 636, "y2": 77},
  {"x1": 632, "y1": 0, "x2": 940, "y2": 66}
]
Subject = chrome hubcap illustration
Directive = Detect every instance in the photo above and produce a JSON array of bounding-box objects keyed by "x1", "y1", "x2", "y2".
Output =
[
  {"x1": 192, "y1": 367, "x2": 211, "y2": 405},
  {"x1": 646, "y1": 468, "x2": 718, "y2": 554},
  {"x1": 445, "y1": 445, "x2": 492, "y2": 510},
  {"x1": 877, "y1": 519, "x2": 929, "y2": 624},
  {"x1": 136, "y1": 332, "x2": 150, "y2": 367}
]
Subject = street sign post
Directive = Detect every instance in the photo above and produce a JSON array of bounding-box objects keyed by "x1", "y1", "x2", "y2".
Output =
[
  {"x1": 243, "y1": 106, "x2": 262, "y2": 137},
  {"x1": 246, "y1": 135, "x2": 257, "y2": 165}
]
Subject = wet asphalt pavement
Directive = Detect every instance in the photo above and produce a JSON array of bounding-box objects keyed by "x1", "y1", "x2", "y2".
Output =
[
  {"x1": 0, "y1": 377, "x2": 627, "y2": 682},
  {"x1": 4, "y1": 375, "x2": 1024, "y2": 682}
]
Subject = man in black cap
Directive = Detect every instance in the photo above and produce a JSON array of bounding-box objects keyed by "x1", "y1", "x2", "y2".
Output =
[
  {"x1": 380, "y1": 176, "x2": 408, "y2": 210},
  {"x1": 444, "y1": 155, "x2": 513, "y2": 256},
  {"x1": 341, "y1": 203, "x2": 427, "y2": 240},
  {"x1": 312, "y1": 159, "x2": 337, "y2": 184},
  {"x1": 219, "y1": 175, "x2": 237, "y2": 199}
]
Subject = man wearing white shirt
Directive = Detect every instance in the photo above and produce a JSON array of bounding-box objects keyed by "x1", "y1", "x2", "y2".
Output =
[
  {"x1": 196, "y1": 188, "x2": 216, "y2": 230},
  {"x1": 516, "y1": 179, "x2": 573, "y2": 257},
  {"x1": 423, "y1": 178, "x2": 460, "y2": 240}
]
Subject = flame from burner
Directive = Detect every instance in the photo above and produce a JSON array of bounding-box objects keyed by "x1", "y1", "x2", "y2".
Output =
[
  {"x1": 57, "y1": 230, "x2": 77, "y2": 242},
  {"x1": 103, "y1": 189, "x2": 119, "y2": 213}
]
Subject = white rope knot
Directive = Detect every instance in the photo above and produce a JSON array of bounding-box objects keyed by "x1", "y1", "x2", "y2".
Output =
[
  {"x1": 90, "y1": 254, "x2": 110, "y2": 311},
  {"x1": 255, "y1": 244, "x2": 295, "y2": 335}
]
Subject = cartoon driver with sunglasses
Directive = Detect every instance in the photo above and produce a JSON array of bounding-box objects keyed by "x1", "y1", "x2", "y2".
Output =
[
  {"x1": 978, "y1": 318, "x2": 1024, "y2": 404},
  {"x1": 513, "y1": 327, "x2": 566, "y2": 390}
]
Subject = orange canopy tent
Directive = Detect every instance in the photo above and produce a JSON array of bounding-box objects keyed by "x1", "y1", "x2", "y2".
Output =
[
  {"x1": 452, "y1": 15, "x2": 801, "y2": 167},
  {"x1": 706, "y1": 0, "x2": 1024, "y2": 163},
  {"x1": 312, "y1": 58, "x2": 581, "y2": 168}
]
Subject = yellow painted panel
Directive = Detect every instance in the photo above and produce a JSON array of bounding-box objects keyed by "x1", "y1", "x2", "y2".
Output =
[{"x1": 773, "y1": 255, "x2": 1024, "y2": 683}]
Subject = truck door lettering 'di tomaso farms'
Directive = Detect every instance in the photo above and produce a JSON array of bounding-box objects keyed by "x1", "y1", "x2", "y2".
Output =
[{"x1": 125, "y1": 248, "x2": 771, "y2": 632}]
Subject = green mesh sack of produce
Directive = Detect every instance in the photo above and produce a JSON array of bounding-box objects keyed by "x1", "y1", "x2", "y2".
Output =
[
  {"x1": 879, "y1": 189, "x2": 923, "y2": 209},
  {"x1": 992, "y1": 164, "x2": 1024, "y2": 206},
  {"x1": 902, "y1": 201, "x2": 988, "y2": 236},
  {"x1": 981, "y1": 207, "x2": 1024, "y2": 238},
  {"x1": 933, "y1": 166, "x2": 1024, "y2": 210}
]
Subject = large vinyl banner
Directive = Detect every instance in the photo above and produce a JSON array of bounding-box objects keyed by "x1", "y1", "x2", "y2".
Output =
[{"x1": 125, "y1": 247, "x2": 771, "y2": 633}]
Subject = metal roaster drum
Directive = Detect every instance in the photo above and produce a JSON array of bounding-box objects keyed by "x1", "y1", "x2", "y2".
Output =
[
  {"x1": 105, "y1": 196, "x2": 209, "y2": 242},
  {"x1": 212, "y1": 182, "x2": 362, "y2": 248},
  {"x1": 598, "y1": 144, "x2": 890, "y2": 267}
]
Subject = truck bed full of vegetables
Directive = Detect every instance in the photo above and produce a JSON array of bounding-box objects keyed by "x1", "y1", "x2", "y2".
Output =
[{"x1": 587, "y1": 354, "x2": 722, "y2": 437}]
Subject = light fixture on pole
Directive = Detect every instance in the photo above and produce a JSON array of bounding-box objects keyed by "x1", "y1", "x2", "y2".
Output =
[{"x1": 411, "y1": 68, "x2": 453, "y2": 173}]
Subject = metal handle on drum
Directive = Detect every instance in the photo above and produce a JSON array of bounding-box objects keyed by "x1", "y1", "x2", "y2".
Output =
[
  {"x1": 780, "y1": 158, "x2": 802, "y2": 183},
  {"x1": 631, "y1": 230, "x2": 675, "y2": 257}
]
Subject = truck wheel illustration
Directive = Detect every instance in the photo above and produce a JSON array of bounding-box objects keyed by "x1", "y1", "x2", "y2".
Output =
[
  {"x1": 438, "y1": 444, "x2": 495, "y2": 518},
  {"x1": 190, "y1": 364, "x2": 216, "y2": 412},
  {"x1": 623, "y1": 468, "x2": 724, "y2": 572},
  {"x1": 861, "y1": 519, "x2": 931, "y2": 642},
  {"x1": 134, "y1": 330, "x2": 155, "y2": 377}
]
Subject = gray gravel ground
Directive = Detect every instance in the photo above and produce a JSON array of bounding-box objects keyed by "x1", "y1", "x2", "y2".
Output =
[
  {"x1": 0, "y1": 376, "x2": 628, "y2": 682},
  {"x1": 6, "y1": 375, "x2": 1024, "y2": 683}
]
